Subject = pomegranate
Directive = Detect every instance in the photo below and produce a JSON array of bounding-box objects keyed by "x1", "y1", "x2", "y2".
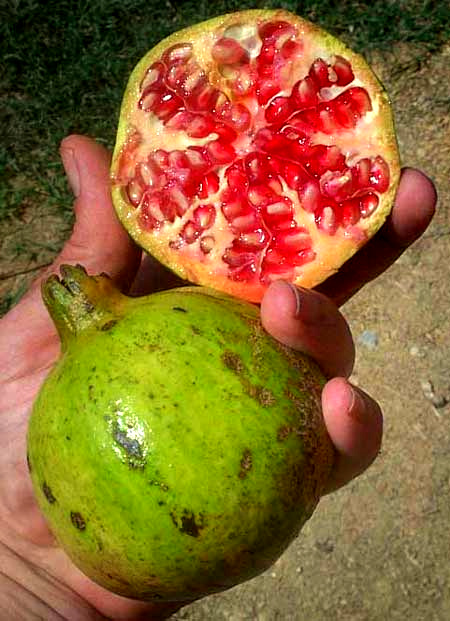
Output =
[
  {"x1": 27, "y1": 265, "x2": 333, "y2": 601},
  {"x1": 111, "y1": 10, "x2": 400, "y2": 302}
]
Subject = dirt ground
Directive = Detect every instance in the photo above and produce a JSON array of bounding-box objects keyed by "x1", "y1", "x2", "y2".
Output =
[{"x1": 1, "y1": 43, "x2": 449, "y2": 620}]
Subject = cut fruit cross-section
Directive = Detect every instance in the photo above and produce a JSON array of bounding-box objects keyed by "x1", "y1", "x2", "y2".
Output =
[{"x1": 111, "y1": 9, "x2": 400, "y2": 303}]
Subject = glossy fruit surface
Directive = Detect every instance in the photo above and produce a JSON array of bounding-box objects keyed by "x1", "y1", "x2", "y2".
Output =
[
  {"x1": 111, "y1": 9, "x2": 400, "y2": 302},
  {"x1": 27, "y1": 265, "x2": 333, "y2": 601}
]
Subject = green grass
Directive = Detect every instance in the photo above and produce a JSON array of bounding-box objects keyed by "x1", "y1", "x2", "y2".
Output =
[{"x1": 1, "y1": 0, "x2": 448, "y2": 225}]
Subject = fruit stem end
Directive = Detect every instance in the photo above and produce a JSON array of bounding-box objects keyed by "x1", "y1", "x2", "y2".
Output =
[{"x1": 42, "y1": 264, "x2": 123, "y2": 346}]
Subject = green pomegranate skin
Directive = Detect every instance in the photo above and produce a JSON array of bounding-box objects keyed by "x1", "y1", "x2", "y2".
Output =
[{"x1": 27, "y1": 265, "x2": 333, "y2": 602}]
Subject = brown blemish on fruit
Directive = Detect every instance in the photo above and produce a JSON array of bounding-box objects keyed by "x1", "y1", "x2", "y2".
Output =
[
  {"x1": 100, "y1": 319, "x2": 118, "y2": 331},
  {"x1": 170, "y1": 509, "x2": 205, "y2": 538},
  {"x1": 82, "y1": 299, "x2": 95, "y2": 314},
  {"x1": 278, "y1": 459, "x2": 308, "y2": 511},
  {"x1": 276, "y1": 423, "x2": 315, "y2": 448},
  {"x1": 277, "y1": 425, "x2": 293, "y2": 441},
  {"x1": 248, "y1": 327, "x2": 265, "y2": 369},
  {"x1": 172, "y1": 306, "x2": 187, "y2": 313},
  {"x1": 222, "y1": 350, "x2": 244, "y2": 373},
  {"x1": 42, "y1": 482, "x2": 56, "y2": 503},
  {"x1": 222, "y1": 350, "x2": 275, "y2": 407},
  {"x1": 149, "y1": 479, "x2": 169, "y2": 492},
  {"x1": 26, "y1": 453, "x2": 32, "y2": 473},
  {"x1": 252, "y1": 385, "x2": 276, "y2": 407},
  {"x1": 106, "y1": 571, "x2": 131, "y2": 587},
  {"x1": 276, "y1": 341, "x2": 314, "y2": 374},
  {"x1": 239, "y1": 449, "x2": 253, "y2": 479},
  {"x1": 277, "y1": 421, "x2": 333, "y2": 515},
  {"x1": 284, "y1": 377, "x2": 322, "y2": 420},
  {"x1": 71, "y1": 511, "x2": 86, "y2": 531},
  {"x1": 191, "y1": 325, "x2": 202, "y2": 336},
  {"x1": 144, "y1": 343, "x2": 162, "y2": 354}
]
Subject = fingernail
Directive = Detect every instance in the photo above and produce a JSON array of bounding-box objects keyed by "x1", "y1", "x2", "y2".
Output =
[
  {"x1": 266, "y1": 280, "x2": 302, "y2": 317},
  {"x1": 286, "y1": 282, "x2": 302, "y2": 317},
  {"x1": 60, "y1": 147, "x2": 80, "y2": 197},
  {"x1": 347, "y1": 384, "x2": 370, "y2": 425}
]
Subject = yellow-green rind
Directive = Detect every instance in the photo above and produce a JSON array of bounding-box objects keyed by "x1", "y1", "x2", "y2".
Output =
[
  {"x1": 27, "y1": 283, "x2": 334, "y2": 601},
  {"x1": 111, "y1": 9, "x2": 400, "y2": 302}
]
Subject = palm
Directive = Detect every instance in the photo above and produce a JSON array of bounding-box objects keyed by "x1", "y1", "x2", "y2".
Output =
[
  {"x1": 0, "y1": 136, "x2": 435, "y2": 620},
  {"x1": 0, "y1": 320, "x2": 59, "y2": 545}
]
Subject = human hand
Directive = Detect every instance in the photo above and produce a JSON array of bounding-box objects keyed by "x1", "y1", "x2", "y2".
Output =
[
  {"x1": 0, "y1": 135, "x2": 436, "y2": 619},
  {"x1": 261, "y1": 164, "x2": 436, "y2": 492}
]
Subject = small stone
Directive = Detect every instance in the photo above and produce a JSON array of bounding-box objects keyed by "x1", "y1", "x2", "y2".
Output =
[
  {"x1": 315, "y1": 538, "x2": 334, "y2": 554},
  {"x1": 421, "y1": 379, "x2": 434, "y2": 398},
  {"x1": 420, "y1": 379, "x2": 448, "y2": 409},
  {"x1": 358, "y1": 330, "x2": 379, "y2": 350},
  {"x1": 432, "y1": 394, "x2": 448, "y2": 409}
]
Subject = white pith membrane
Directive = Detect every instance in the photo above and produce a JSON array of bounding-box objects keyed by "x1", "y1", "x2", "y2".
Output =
[{"x1": 112, "y1": 16, "x2": 397, "y2": 301}]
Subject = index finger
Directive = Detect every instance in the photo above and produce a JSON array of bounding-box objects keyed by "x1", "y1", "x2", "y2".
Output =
[{"x1": 316, "y1": 167, "x2": 437, "y2": 306}]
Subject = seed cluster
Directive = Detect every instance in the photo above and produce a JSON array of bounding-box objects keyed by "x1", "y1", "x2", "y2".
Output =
[{"x1": 121, "y1": 19, "x2": 390, "y2": 284}]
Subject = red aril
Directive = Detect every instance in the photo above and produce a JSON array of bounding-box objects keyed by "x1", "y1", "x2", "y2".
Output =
[
  {"x1": 291, "y1": 77, "x2": 318, "y2": 109},
  {"x1": 111, "y1": 9, "x2": 400, "y2": 302},
  {"x1": 212, "y1": 37, "x2": 250, "y2": 65}
]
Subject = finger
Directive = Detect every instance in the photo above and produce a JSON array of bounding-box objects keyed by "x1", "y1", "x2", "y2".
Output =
[
  {"x1": 260, "y1": 280, "x2": 355, "y2": 378},
  {"x1": 317, "y1": 167, "x2": 437, "y2": 305},
  {"x1": 385, "y1": 167, "x2": 438, "y2": 245},
  {"x1": 322, "y1": 377, "x2": 383, "y2": 493},
  {"x1": 1, "y1": 135, "x2": 141, "y2": 374}
]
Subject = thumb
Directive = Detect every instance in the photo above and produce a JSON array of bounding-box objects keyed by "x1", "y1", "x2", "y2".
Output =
[
  {"x1": 0, "y1": 136, "x2": 141, "y2": 376},
  {"x1": 56, "y1": 134, "x2": 141, "y2": 288},
  {"x1": 19, "y1": 134, "x2": 141, "y2": 308}
]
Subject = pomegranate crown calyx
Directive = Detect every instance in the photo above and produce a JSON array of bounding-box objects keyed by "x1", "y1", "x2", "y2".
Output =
[{"x1": 41, "y1": 264, "x2": 124, "y2": 347}]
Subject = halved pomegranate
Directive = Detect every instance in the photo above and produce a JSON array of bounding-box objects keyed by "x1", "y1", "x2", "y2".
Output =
[{"x1": 111, "y1": 9, "x2": 400, "y2": 302}]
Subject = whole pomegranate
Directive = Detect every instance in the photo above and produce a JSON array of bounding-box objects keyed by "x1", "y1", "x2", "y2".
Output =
[
  {"x1": 27, "y1": 265, "x2": 333, "y2": 602},
  {"x1": 111, "y1": 9, "x2": 400, "y2": 302}
]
